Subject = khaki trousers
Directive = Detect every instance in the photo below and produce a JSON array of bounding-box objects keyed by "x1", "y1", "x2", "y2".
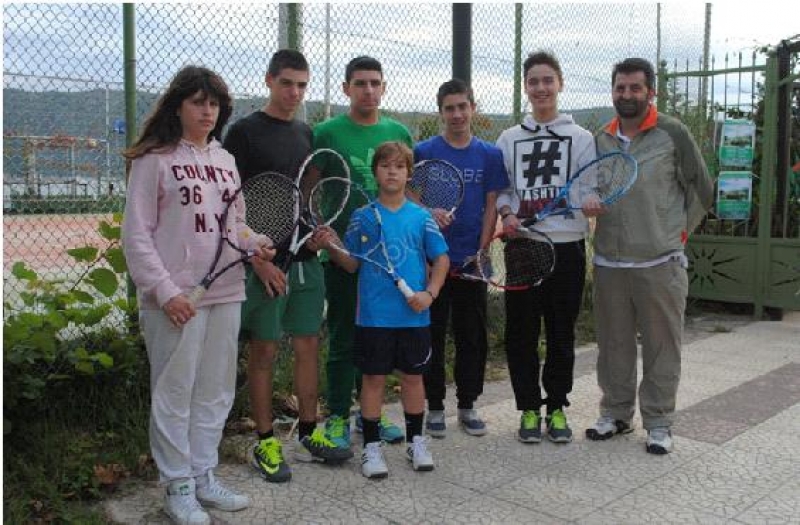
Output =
[{"x1": 593, "y1": 261, "x2": 687, "y2": 429}]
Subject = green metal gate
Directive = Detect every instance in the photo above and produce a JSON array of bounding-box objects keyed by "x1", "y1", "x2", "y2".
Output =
[{"x1": 660, "y1": 40, "x2": 800, "y2": 317}]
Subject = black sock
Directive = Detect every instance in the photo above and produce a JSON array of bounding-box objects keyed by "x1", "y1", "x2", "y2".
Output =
[
  {"x1": 362, "y1": 417, "x2": 380, "y2": 446},
  {"x1": 298, "y1": 420, "x2": 316, "y2": 441},
  {"x1": 405, "y1": 412, "x2": 424, "y2": 442},
  {"x1": 257, "y1": 429, "x2": 274, "y2": 441},
  {"x1": 428, "y1": 400, "x2": 445, "y2": 412}
]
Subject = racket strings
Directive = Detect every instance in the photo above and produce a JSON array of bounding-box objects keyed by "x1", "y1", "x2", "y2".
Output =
[
  {"x1": 478, "y1": 235, "x2": 555, "y2": 288},
  {"x1": 409, "y1": 161, "x2": 463, "y2": 210},
  {"x1": 569, "y1": 155, "x2": 637, "y2": 205},
  {"x1": 243, "y1": 174, "x2": 300, "y2": 246},
  {"x1": 308, "y1": 177, "x2": 351, "y2": 226},
  {"x1": 354, "y1": 208, "x2": 388, "y2": 263}
]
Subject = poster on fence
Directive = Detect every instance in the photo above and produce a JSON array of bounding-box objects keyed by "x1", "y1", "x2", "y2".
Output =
[
  {"x1": 718, "y1": 120, "x2": 755, "y2": 168},
  {"x1": 716, "y1": 171, "x2": 753, "y2": 220}
]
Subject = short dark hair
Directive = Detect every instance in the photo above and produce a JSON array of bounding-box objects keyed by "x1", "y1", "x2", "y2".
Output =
[
  {"x1": 523, "y1": 51, "x2": 563, "y2": 83},
  {"x1": 371, "y1": 141, "x2": 413, "y2": 177},
  {"x1": 267, "y1": 49, "x2": 308, "y2": 77},
  {"x1": 436, "y1": 78, "x2": 475, "y2": 112},
  {"x1": 345, "y1": 56, "x2": 383, "y2": 83},
  {"x1": 612, "y1": 58, "x2": 655, "y2": 90}
]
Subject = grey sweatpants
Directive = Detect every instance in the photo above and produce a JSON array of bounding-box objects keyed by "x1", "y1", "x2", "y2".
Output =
[{"x1": 593, "y1": 261, "x2": 688, "y2": 430}]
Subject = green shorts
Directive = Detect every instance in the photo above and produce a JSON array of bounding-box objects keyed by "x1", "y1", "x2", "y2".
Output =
[{"x1": 240, "y1": 258, "x2": 325, "y2": 341}]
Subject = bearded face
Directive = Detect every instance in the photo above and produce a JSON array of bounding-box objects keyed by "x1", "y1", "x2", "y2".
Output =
[{"x1": 612, "y1": 71, "x2": 654, "y2": 120}]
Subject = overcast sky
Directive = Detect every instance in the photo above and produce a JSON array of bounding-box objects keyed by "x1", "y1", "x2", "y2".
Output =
[{"x1": 3, "y1": 2, "x2": 798, "y2": 117}]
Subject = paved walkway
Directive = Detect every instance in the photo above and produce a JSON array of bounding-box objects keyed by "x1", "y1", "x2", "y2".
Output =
[{"x1": 106, "y1": 314, "x2": 800, "y2": 524}]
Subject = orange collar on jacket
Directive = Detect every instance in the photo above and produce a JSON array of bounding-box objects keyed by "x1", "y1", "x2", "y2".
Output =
[{"x1": 605, "y1": 104, "x2": 658, "y2": 135}]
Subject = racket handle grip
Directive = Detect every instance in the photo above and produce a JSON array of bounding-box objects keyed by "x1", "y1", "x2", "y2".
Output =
[
  {"x1": 186, "y1": 285, "x2": 206, "y2": 305},
  {"x1": 396, "y1": 279, "x2": 414, "y2": 299}
]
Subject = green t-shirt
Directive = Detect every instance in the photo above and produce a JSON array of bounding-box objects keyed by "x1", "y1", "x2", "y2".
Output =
[{"x1": 313, "y1": 114, "x2": 413, "y2": 242}]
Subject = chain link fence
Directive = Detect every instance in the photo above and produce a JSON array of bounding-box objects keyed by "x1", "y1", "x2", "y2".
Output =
[{"x1": 3, "y1": 3, "x2": 708, "y2": 344}]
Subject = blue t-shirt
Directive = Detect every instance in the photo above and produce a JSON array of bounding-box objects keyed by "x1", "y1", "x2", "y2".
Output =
[
  {"x1": 344, "y1": 199, "x2": 448, "y2": 328},
  {"x1": 414, "y1": 136, "x2": 508, "y2": 266}
]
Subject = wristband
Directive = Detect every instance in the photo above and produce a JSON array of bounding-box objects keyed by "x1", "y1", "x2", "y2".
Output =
[
  {"x1": 500, "y1": 211, "x2": 514, "y2": 219},
  {"x1": 424, "y1": 290, "x2": 436, "y2": 300}
]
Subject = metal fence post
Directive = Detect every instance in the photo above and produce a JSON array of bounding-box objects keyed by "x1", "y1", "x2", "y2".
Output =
[
  {"x1": 754, "y1": 51, "x2": 779, "y2": 318},
  {"x1": 452, "y1": 3, "x2": 471, "y2": 86},
  {"x1": 123, "y1": 3, "x2": 137, "y2": 313},
  {"x1": 513, "y1": 4, "x2": 522, "y2": 124}
]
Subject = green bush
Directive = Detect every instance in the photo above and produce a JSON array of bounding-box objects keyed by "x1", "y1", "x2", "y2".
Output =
[{"x1": 3, "y1": 213, "x2": 151, "y2": 523}]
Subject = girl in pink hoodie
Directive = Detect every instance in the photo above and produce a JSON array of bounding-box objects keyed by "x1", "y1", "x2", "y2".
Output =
[{"x1": 122, "y1": 66, "x2": 271, "y2": 525}]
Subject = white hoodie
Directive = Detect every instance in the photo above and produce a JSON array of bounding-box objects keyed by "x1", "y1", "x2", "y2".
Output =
[
  {"x1": 496, "y1": 113, "x2": 596, "y2": 243},
  {"x1": 123, "y1": 139, "x2": 262, "y2": 310}
]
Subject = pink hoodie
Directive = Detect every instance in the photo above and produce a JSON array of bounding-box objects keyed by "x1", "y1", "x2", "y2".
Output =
[{"x1": 123, "y1": 139, "x2": 260, "y2": 310}]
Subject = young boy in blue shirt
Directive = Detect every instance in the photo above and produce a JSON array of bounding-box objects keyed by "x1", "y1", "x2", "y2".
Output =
[{"x1": 315, "y1": 141, "x2": 449, "y2": 478}]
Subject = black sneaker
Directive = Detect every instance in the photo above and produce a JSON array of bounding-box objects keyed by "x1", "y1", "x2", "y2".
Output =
[
  {"x1": 294, "y1": 428, "x2": 353, "y2": 463},
  {"x1": 252, "y1": 437, "x2": 291, "y2": 483}
]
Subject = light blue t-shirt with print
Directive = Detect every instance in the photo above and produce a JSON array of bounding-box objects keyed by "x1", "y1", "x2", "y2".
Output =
[{"x1": 344, "y1": 199, "x2": 448, "y2": 328}]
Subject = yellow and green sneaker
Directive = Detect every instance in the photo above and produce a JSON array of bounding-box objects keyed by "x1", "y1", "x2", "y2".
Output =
[{"x1": 252, "y1": 436, "x2": 291, "y2": 483}]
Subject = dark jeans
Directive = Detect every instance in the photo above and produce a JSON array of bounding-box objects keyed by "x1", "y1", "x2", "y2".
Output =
[
  {"x1": 425, "y1": 276, "x2": 489, "y2": 411},
  {"x1": 504, "y1": 239, "x2": 585, "y2": 413}
]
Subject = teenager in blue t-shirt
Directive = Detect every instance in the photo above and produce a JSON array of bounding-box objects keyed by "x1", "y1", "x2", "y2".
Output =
[
  {"x1": 414, "y1": 79, "x2": 508, "y2": 438},
  {"x1": 315, "y1": 141, "x2": 449, "y2": 479}
]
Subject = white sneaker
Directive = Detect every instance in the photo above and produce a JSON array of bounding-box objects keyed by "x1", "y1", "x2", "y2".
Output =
[
  {"x1": 406, "y1": 435, "x2": 434, "y2": 472},
  {"x1": 164, "y1": 478, "x2": 210, "y2": 525},
  {"x1": 646, "y1": 427, "x2": 673, "y2": 455},
  {"x1": 361, "y1": 441, "x2": 389, "y2": 479},
  {"x1": 585, "y1": 415, "x2": 633, "y2": 441},
  {"x1": 195, "y1": 470, "x2": 249, "y2": 511}
]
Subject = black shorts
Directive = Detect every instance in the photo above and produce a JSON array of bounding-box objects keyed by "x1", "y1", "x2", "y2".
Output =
[{"x1": 354, "y1": 326, "x2": 432, "y2": 376}]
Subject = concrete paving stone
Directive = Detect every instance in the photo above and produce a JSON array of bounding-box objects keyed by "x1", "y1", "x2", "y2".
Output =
[
  {"x1": 323, "y1": 474, "x2": 478, "y2": 523},
  {"x1": 628, "y1": 456, "x2": 789, "y2": 521},
  {"x1": 672, "y1": 409, "x2": 754, "y2": 444},
  {"x1": 553, "y1": 435, "x2": 717, "y2": 491},
  {"x1": 416, "y1": 493, "x2": 569, "y2": 525},
  {"x1": 487, "y1": 470, "x2": 633, "y2": 521},
  {"x1": 575, "y1": 490, "x2": 731, "y2": 524},
  {"x1": 734, "y1": 475, "x2": 800, "y2": 525}
]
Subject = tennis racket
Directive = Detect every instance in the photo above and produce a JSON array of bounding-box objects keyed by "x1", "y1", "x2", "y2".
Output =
[
  {"x1": 278, "y1": 148, "x2": 350, "y2": 272},
  {"x1": 407, "y1": 159, "x2": 465, "y2": 219},
  {"x1": 457, "y1": 228, "x2": 556, "y2": 290},
  {"x1": 521, "y1": 151, "x2": 638, "y2": 226},
  {"x1": 187, "y1": 172, "x2": 301, "y2": 304},
  {"x1": 325, "y1": 183, "x2": 415, "y2": 299}
]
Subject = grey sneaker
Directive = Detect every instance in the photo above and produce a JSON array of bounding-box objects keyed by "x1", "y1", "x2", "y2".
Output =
[
  {"x1": 518, "y1": 410, "x2": 541, "y2": 443},
  {"x1": 585, "y1": 415, "x2": 633, "y2": 441},
  {"x1": 458, "y1": 408, "x2": 487, "y2": 436},
  {"x1": 425, "y1": 410, "x2": 447, "y2": 438},
  {"x1": 646, "y1": 427, "x2": 673, "y2": 455}
]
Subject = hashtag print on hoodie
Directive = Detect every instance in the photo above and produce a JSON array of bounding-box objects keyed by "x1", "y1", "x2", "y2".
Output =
[
  {"x1": 123, "y1": 139, "x2": 264, "y2": 310},
  {"x1": 496, "y1": 113, "x2": 596, "y2": 243}
]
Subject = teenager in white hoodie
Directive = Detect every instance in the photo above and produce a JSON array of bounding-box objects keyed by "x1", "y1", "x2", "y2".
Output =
[
  {"x1": 123, "y1": 66, "x2": 272, "y2": 525},
  {"x1": 496, "y1": 51, "x2": 595, "y2": 446}
]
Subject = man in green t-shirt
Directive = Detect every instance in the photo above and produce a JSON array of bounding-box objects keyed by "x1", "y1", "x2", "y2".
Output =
[{"x1": 314, "y1": 56, "x2": 413, "y2": 449}]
